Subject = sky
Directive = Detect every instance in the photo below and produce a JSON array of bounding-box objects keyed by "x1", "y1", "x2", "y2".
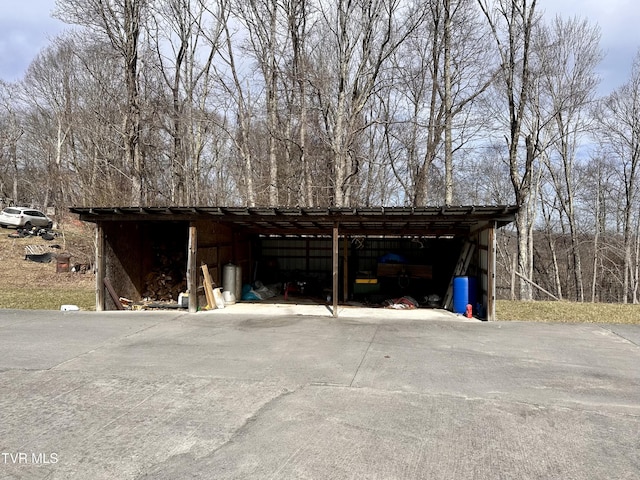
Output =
[
  {"x1": 1, "y1": 0, "x2": 640, "y2": 94},
  {"x1": 0, "y1": 0, "x2": 65, "y2": 83}
]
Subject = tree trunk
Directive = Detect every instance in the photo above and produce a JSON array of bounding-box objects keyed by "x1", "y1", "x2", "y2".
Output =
[
  {"x1": 333, "y1": 87, "x2": 348, "y2": 207},
  {"x1": 268, "y1": 0, "x2": 279, "y2": 206},
  {"x1": 479, "y1": 0, "x2": 539, "y2": 300},
  {"x1": 443, "y1": 0, "x2": 454, "y2": 205},
  {"x1": 124, "y1": 0, "x2": 143, "y2": 206},
  {"x1": 549, "y1": 235, "x2": 563, "y2": 300}
]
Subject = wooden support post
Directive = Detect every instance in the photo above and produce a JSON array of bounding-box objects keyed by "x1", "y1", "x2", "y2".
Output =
[
  {"x1": 332, "y1": 223, "x2": 339, "y2": 318},
  {"x1": 487, "y1": 222, "x2": 496, "y2": 321},
  {"x1": 187, "y1": 224, "x2": 198, "y2": 313},
  {"x1": 343, "y1": 236, "x2": 349, "y2": 302},
  {"x1": 95, "y1": 223, "x2": 105, "y2": 311}
]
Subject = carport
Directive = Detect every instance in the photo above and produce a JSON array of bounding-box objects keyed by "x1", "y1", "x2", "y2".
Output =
[{"x1": 70, "y1": 206, "x2": 517, "y2": 320}]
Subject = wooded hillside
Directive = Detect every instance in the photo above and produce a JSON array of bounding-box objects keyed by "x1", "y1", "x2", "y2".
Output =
[{"x1": 1, "y1": 0, "x2": 639, "y2": 303}]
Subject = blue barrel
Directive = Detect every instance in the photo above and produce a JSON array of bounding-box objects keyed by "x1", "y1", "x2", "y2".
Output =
[{"x1": 453, "y1": 276, "x2": 477, "y2": 314}]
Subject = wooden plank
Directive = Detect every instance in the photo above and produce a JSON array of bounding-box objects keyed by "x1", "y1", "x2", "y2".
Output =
[
  {"x1": 407, "y1": 265, "x2": 432, "y2": 278},
  {"x1": 376, "y1": 264, "x2": 432, "y2": 279},
  {"x1": 487, "y1": 224, "x2": 496, "y2": 321},
  {"x1": 201, "y1": 263, "x2": 216, "y2": 309},
  {"x1": 376, "y1": 263, "x2": 402, "y2": 277},
  {"x1": 24, "y1": 245, "x2": 48, "y2": 256},
  {"x1": 103, "y1": 277, "x2": 124, "y2": 310}
]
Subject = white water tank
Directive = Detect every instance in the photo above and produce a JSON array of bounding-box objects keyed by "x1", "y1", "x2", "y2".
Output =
[{"x1": 222, "y1": 263, "x2": 237, "y2": 304}]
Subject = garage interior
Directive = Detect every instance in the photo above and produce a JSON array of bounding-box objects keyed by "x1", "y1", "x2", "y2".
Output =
[{"x1": 70, "y1": 206, "x2": 517, "y2": 320}]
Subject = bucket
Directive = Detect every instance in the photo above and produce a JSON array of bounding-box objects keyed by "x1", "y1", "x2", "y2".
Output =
[
  {"x1": 213, "y1": 287, "x2": 225, "y2": 309},
  {"x1": 56, "y1": 253, "x2": 71, "y2": 273},
  {"x1": 453, "y1": 276, "x2": 477, "y2": 314},
  {"x1": 178, "y1": 293, "x2": 189, "y2": 308},
  {"x1": 222, "y1": 290, "x2": 236, "y2": 305}
]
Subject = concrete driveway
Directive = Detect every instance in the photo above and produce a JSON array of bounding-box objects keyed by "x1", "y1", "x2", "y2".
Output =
[{"x1": 0, "y1": 306, "x2": 638, "y2": 479}]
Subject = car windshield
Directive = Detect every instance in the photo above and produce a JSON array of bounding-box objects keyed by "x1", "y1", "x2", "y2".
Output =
[{"x1": 3, "y1": 208, "x2": 21, "y2": 215}]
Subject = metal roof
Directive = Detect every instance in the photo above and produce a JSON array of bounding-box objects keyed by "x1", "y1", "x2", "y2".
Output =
[{"x1": 70, "y1": 205, "x2": 518, "y2": 236}]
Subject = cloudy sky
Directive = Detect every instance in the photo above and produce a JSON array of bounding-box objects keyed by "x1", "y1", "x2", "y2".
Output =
[
  {"x1": 0, "y1": 0, "x2": 64, "y2": 83},
  {"x1": 1, "y1": 0, "x2": 639, "y2": 94}
]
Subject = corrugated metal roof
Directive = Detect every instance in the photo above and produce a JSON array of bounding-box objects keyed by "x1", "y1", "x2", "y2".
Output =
[{"x1": 69, "y1": 205, "x2": 518, "y2": 236}]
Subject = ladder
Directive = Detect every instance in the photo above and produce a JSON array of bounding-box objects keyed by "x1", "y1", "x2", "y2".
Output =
[{"x1": 442, "y1": 240, "x2": 475, "y2": 309}]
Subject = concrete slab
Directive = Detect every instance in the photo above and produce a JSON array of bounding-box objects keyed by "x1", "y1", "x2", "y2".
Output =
[
  {"x1": 143, "y1": 386, "x2": 640, "y2": 480},
  {"x1": 210, "y1": 302, "x2": 470, "y2": 322},
  {"x1": 0, "y1": 308, "x2": 638, "y2": 479},
  {"x1": 602, "y1": 323, "x2": 640, "y2": 347},
  {"x1": 0, "y1": 310, "x2": 182, "y2": 370}
]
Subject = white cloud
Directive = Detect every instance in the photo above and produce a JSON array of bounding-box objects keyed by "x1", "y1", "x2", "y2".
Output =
[
  {"x1": 0, "y1": 0, "x2": 64, "y2": 82},
  {"x1": 539, "y1": 0, "x2": 640, "y2": 92}
]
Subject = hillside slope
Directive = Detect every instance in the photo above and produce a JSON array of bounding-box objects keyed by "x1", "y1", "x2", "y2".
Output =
[{"x1": 0, "y1": 219, "x2": 95, "y2": 309}]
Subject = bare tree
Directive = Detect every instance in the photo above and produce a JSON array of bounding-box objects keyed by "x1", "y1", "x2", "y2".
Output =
[
  {"x1": 384, "y1": 0, "x2": 492, "y2": 206},
  {"x1": 147, "y1": 0, "x2": 224, "y2": 204},
  {"x1": 538, "y1": 180, "x2": 564, "y2": 299},
  {"x1": 478, "y1": 0, "x2": 540, "y2": 300},
  {"x1": 288, "y1": 0, "x2": 313, "y2": 206},
  {"x1": 226, "y1": 0, "x2": 281, "y2": 205},
  {"x1": 0, "y1": 81, "x2": 24, "y2": 203},
  {"x1": 388, "y1": 0, "x2": 446, "y2": 206},
  {"x1": 310, "y1": 0, "x2": 424, "y2": 207},
  {"x1": 55, "y1": 0, "x2": 149, "y2": 205},
  {"x1": 537, "y1": 16, "x2": 602, "y2": 301},
  {"x1": 595, "y1": 52, "x2": 640, "y2": 303},
  {"x1": 20, "y1": 36, "x2": 82, "y2": 210},
  {"x1": 213, "y1": 0, "x2": 258, "y2": 206}
]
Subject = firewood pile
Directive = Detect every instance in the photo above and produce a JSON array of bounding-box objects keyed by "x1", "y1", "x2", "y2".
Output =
[
  {"x1": 143, "y1": 271, "x2": 186, "y2": 301},
  {"x1": 142, "y1": 243, "x2": 186, "y2": 301}
]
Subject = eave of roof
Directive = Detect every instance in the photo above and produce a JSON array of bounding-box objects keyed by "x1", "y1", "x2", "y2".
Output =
[{"x1": 69, "y1": 205, "x2": 518, "y2": 236}]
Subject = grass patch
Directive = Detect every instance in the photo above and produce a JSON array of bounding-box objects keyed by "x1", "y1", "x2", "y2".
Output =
[
  {"x1": 496, "y1": 300, "x2": 640, "y2": 324},
  {"x1": 0, "y1": 287, "x2": 95, "y2": 311}
]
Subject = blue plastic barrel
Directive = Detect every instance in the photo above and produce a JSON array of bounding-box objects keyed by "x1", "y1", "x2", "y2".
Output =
[{"x1": 453, "y1": 276, "x2": 477, "y2": 314}]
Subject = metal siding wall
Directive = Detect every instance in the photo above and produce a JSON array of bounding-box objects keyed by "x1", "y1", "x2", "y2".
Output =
[{"x1": 260, "y1": 238, "x2": 332, "y2": 274}]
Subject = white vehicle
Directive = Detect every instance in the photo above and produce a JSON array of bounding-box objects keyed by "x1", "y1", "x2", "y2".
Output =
[{"x1": 0, "y1": 207, "x2": 53, "y2": 229}]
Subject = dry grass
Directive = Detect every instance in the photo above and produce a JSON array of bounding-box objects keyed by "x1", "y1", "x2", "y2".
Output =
[
  {"x1": 0, "y1": 219, "x2": 95, "y2": 310},
  {"x1": 496, "y1": 299, "x2": 640, "y2": 324}
]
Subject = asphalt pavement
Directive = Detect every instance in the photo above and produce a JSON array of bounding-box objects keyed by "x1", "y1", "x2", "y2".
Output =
[{"x1": 0, "y1": 305, "x2": 638, "y2": 479}]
